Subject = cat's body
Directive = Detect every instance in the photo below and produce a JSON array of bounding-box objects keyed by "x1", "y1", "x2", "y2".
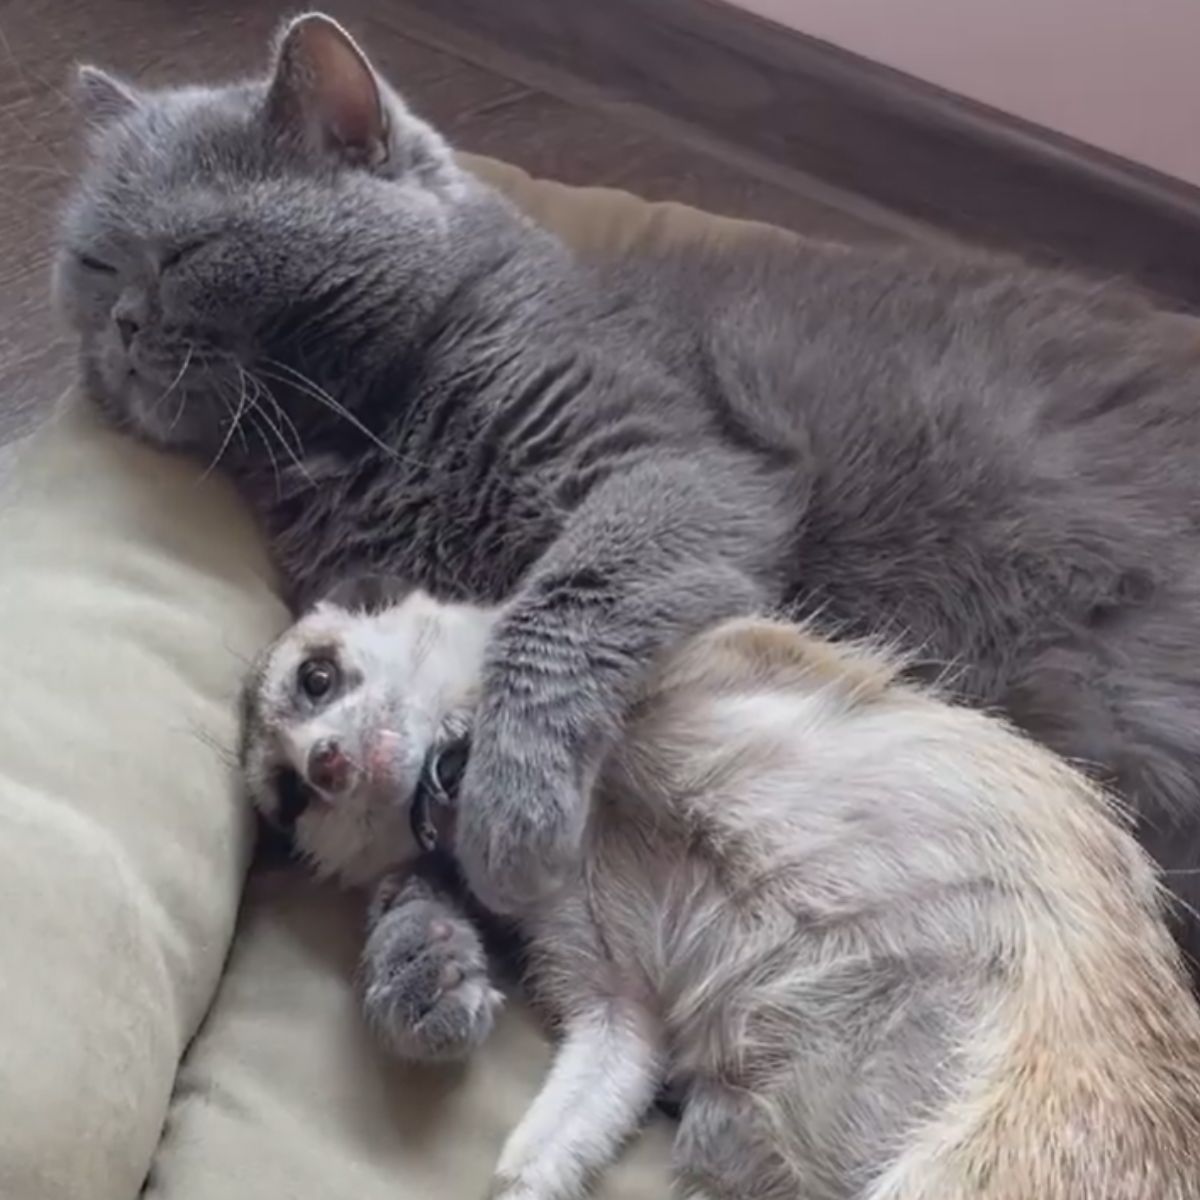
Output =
[
  {"x1": 264, "y1": 229, "x2": 1200, "y2": 707},
  {"x1": 62, "y1": 16, "x2": 1200, "y2": 959},
  {"x1": 245, "y1": 592, "x2": 1200, "y2": 1200}
]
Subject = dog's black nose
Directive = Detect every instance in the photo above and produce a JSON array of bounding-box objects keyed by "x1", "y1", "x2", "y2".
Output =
[{"x1": 308, "y1": 738, "x2": 351, "y2": 793}]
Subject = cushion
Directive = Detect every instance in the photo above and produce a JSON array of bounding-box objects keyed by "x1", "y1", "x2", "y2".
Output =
[
  {"x1": 143, "y1": 871, "x2": 674, "y2": 1200},
  {"x1": 0, "y1": 161, "x2": 798, "y2": 1200},
  {"x1": 0, "y1": 403, "x2": 286, "y2": 1200}
]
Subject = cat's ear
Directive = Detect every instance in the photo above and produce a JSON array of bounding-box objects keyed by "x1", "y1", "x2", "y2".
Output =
[
  {"x1": 73, "y1": 65, "x2": 143, "y2": 130},
  {"x1": 267, "y1": 14, "x2": 387, "y2": 167},
  {"x1": 266, "y1": 13, "x2": 460, "y2": 189}
]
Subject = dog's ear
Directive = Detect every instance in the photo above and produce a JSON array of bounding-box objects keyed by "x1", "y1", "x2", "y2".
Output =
[{"x1": 316, "y1": 572, "x2": 414, "y2": 616}]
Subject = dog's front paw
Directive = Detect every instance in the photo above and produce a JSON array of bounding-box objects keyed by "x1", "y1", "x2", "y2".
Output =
[
  {"x1": 455, "y1": 748, "x2": 586, "y2": 916},
  {"x1": 361, "y1": 881, "x2": 502, "y2": 1062},
  {"x1": 485, "y1": 1176, "x2": 543, "y2": 1200}
]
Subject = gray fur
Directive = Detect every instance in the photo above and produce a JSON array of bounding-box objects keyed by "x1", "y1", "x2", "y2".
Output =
[{"x1": 59, "y1": 15, "x2": 1200, "y2": 952}]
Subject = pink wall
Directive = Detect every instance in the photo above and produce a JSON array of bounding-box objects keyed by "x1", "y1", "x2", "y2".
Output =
[{"x1": 735, "y1": 0, "x2": 1200, "y2": 188}]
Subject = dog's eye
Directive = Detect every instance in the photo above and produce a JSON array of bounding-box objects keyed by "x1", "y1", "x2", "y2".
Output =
[
  {"x1": 297, "y1": 657, "x2": 339, "y2": 701},
  {"x1": 76, "y1": 252, "x2": 117, "y2": 275}
]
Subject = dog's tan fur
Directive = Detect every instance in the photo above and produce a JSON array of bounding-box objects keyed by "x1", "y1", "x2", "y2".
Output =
[
  {"x1": 508, "y1": 618, "x2": 1200, "y2": 1200},
  {"x1": 633, "y1": 621, "x2": 1200, "y2": 1198},
  {"x1": 246, "y1": 599, "x2": 1200, "y2": 1199}
]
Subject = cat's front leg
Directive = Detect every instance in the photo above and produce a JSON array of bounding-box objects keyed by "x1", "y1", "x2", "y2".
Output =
[
  {"x1": 360, "y1": 868, "x2": 503, "y2": 1062},
  {"x1": 456, "y1": 453, "x2": 780, "y2": 914},
  {"x1": 488, "y1": 999, "x2": 662, "y2": 1200}
]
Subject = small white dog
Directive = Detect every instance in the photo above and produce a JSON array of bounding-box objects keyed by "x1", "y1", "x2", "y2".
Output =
[{"x1": 242, "y1": 586, "x2": 1200, "y2": 1200}]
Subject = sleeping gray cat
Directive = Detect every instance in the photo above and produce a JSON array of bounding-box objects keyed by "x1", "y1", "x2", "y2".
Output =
[{"x1": 59, "y1": 11, "x2": 1200, "y2": 990}]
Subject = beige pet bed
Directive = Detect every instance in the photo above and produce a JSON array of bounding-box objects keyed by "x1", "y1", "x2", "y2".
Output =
[{"x1": 0, "y1": 158, "x2": 799, "y2": 1200}]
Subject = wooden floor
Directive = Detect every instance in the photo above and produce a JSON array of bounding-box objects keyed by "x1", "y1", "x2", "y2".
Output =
[{"x1": 0, "y1": 0, "x2": 904, "y2": 447}]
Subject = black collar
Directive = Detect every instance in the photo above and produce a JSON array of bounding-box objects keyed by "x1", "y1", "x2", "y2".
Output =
[{"x1": 409, "y1": 733, "x2": 470, "y2": 854}]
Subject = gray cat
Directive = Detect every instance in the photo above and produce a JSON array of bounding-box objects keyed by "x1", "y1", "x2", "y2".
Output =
[{"x1": 59, "y1": 10, "x2": 1200, "y2": 1046}]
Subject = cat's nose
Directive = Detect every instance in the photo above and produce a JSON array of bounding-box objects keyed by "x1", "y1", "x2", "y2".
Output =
[
  {"x1": 308, "y1": 738, "x2": 352, "y2": 795},
  {"x1": 115, "y1": 315, "x2": 139, "y2": 349},
  {"x1": 112, "y1": 291, "x2": 146, "y2": 350}
]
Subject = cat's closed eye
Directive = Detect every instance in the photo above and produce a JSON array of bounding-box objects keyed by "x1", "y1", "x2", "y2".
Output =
[
  {"x1": 75, "y1": 252, "x2": 117, "y2": 275},
  {"x1": 160, "y1": 238, "x2": 210, "y2": 272}
]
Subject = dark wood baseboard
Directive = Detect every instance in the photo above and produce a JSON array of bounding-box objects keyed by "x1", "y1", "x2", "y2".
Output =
[{"x1": 389, "y1": 0, "x2": 1200, "y2": 309}]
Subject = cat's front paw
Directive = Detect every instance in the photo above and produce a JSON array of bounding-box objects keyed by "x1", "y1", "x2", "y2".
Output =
[
  {"x1": 360, "y1": 883, "x2": 502, "y2": 1062},
  {"x1": 455, "y1": 749, "x2": 586, "y2": 916}
]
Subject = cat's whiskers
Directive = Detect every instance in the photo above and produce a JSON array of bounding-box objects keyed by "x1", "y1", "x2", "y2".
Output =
[
  {"x1": 256, "y1": 358, "x2": 430, "y2": 472},
  {"x1": 166, "y1": 388, "x2": 189, "y2": 437},
  {"x1": 202, "y1": 368, "x2": 253, "y2": 481},
  {"x1": 243, "y1": 408, "x2": 284, "y2": 499},
  {"x1": 241, "y1": 369, "x2": 313, "y2": 483},
  {"x1": 253, "y1": 362, "x2": 486, "y2": 594},
  {"x1": 244, "y1": 366, "x2": 307, "y2": 464},
  {"x1": 256, "y1": 360, "x2": 385, "y2": 447},
  {"x1": 153, "y1": 343, "x2": 194, "y2": 418},
  {"x1": 229, "y1": 400, "x2": 250, "y2": 456}
]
